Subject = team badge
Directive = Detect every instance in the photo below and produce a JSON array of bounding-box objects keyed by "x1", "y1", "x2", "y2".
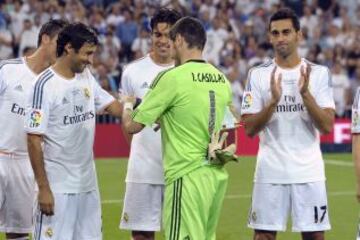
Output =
[
  {"x1": 123, "y1": 212, "x2": 129, "y2": 222},
  {"x1": 45, "y1": 227, "x2": 53, "y2": 237},
  {"x1": 251, "y1": 211, "x2": 257, "y2": 222},
  {"x1": 29, "y1": 110, "x2": 42, "y2": 127},
  {"x1": 242, "y1": 92, "x2": 253, "y2": 109},
  {"x1": 84, "y1": 87, "x2": 90, "y2": 99},
  {"x1": 353, "y1": 110, "x2": 359, "y2": 127}
]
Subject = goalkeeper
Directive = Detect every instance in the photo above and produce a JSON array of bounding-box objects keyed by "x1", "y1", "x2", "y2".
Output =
[{"x1": 121, "y1": 16, "x2": 237, "y2": 240}]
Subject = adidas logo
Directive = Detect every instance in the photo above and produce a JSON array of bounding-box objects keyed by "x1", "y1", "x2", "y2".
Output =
[
  {"x1": 62, "y1": 97, "x2": 69, "y2": 104},
  {"x1": 14, "y1": 84, "x2": 23, "y2": 92},
  {"x1": 141, "y1": 82, "x2": 149, "y2": 89}
]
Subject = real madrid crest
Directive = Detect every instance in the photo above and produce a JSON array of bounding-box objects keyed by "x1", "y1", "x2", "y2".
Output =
[
  {"x1": 84, "y1": 87, "x2": 90, "y2": 99},
  {"x1": 251, "y1": 211, "x2": 257, "y2": 222},
  {"x1": 123, "y1": 212, "x2": 129, "y2": 222},
  {"x1": 45, "y1": 227, "x2": 53, "y2": 237}
]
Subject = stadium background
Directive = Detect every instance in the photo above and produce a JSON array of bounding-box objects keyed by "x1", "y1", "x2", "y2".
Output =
[{"x1": 0, "y1": 0, "x2": 359, "y2": 239}]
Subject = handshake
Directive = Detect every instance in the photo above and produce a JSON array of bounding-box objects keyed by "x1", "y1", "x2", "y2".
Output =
[{"x1": 208, "y1": 131, "x2": 238, "y2": 166}]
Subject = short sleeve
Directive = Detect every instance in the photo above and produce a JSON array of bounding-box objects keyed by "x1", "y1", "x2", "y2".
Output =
[
  {"x1": 315, "y1": 67, "x2": 335, "y2": 109},
  {"x1": 0, "y1": 70, "x2": 7, "y2": 95},
  {"x1": 120, "y1": 66, "x2": 135, "y2": 95},
  {"x1": 132, "y1": 70, "x2": 175, "y2": 126},
  {"x1": 240, "y1": 69, "x2": 263, "y2": 115},
  {"x1": 352, "y1": 87, "x2": 360, "y2": 133},
  {"x1": 25, "y1": 76, "x2": 52, "y2": 135},
  {"x1": 93, "y1": 77, "x2": 115, "y2": 112}
]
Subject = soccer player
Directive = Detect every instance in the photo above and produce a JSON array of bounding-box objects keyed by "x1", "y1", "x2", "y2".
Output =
[
  {"x1": 119, "y1": 8, "x2": 181, "y2": 240},
  {"x1": 0, "y1": 19, "x2": 67, "y2": 240},
  {"x1": 121, "y1": 16, "x2": 234, "y2": 239},
  {"x1": 25, "y1": 23, "x2": 122, "y2": 240},
  {"x1": 241, "y1": 8, "x2": 335, "y2": 240}
]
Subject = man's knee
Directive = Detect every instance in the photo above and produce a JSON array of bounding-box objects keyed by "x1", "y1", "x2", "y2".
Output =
[
  {"x1": 254, "y1": 230, "x2": 277, "y2": 240},
  {"x1": 132, "y1": 230, "x2": 155, "y2": 240},
  {"x1": 302, "y1": 231, "x2": 325, "y2": 240}
]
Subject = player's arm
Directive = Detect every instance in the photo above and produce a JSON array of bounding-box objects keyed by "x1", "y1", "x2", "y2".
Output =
[
  {"x1": 352, "y1": 89, "x2": 360, "y2": 202},
  {"x1": 25, "y1": 78, "x2": 54, "y2": 216},
  {"x1": 118, "y1": 69, "x2": 137, "y2": 142},
  {"x1": 242, "y1": 103, "x2": 277, "y2": 137},
  {"x1": 299, "y1": 64, "x2": 335, "y2": 134},
  {"x1": 121, "y1": 97, "x2": 145, "y2": 134},
  {"x1": 242, "y1": 67, "x2": 282, "y2": 137},
  {"x1": 27, "y1": 134, "x2": 54, "y2": 215},
  {"x1": 353, "y1": 134, "x2": 360, "y2": 202},
  {"x1": 104, "y1": 100, "x2": 123, "y2": 118},
  {"x1": 301, "y1": 94, "x2": 334, "y2": 134},
  {"x1": 93, "y1": 72, "x2": 123, "y2": 119},
  {"x1": 103, "y1": 99, "x2": 134, "y2": 143},
  {"x1": 123, "y1": 70, "x2": 175, "y2": 134}
]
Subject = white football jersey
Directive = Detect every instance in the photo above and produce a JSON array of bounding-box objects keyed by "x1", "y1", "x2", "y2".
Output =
[
  {"x1": 352, "y1": 87, "x2": 360, "y2": 133},
  {"x1": 241, "y1": 58, "x2": 335, "y2": 183},
  {"x1": 0, "y1": 58, "x2": 37, "y2": 157},
  {"x1": 25, "y1": 67, "x2": 115, "y2": 193},
  {"x1": 121, "y1": 54, "x2": 173, "y2": 184}
]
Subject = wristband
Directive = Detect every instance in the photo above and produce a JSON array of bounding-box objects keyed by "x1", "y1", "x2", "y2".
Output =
[{"x1": 124, "y1": 102, "x2": 134, "y2": 111}]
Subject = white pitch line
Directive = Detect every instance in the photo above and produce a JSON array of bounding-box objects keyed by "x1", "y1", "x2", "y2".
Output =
[
  {"x1": 101, "y1": 191, "x2": 355, "y2": 205},
  {"x1": 325, "y1": 159, "x2": 353, "y2": 167},
  {"x1": 100, "y1": 159, "x2": 354, "y2": 205}
]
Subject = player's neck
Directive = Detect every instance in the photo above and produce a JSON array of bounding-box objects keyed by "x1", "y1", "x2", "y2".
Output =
[
  {"x1": 25, "y1": 49, "x2": 52, "y2": 75},
  {"x1": 150, "y1": 52, "x2": 173, "y2": 66},
  {"x1": 179, "y1": 50, "x2": 203, "y2": 65},
  {"x1": 52, "y1": 57, "x2": 75, "y2": 79},
  {"x1": 275, "y1": 52, "x2": 301, "y2": 69}
]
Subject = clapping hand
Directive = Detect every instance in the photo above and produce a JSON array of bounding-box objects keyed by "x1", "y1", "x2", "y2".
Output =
[
  {"x1": 270, "y1": 66, "x2": 282, "y2": 104},
  {"x1": 299, "y1": 63, "x2": 312, "y2": 95}
]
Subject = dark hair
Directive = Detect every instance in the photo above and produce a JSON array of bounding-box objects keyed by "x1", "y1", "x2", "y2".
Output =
[
  {"x1": 37, "y1": 19, "x2": 68, "y2": 47},
  {"x1": 169, "y1": 16, "x2": 206, "y2": 50},
  {"x1": 150, "y1": 8, "x2": 181, "y2": 31},
  {"x1": 269, "y1": 8, "x2": 300, "y2": 31},
  {"x1": 56, "y1": 22, "x2": 99, "y2": 57}
]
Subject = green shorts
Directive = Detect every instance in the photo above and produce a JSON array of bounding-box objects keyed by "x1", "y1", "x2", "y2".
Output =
[{"x1": 164, "y1": 165, "x2": 228, "y2": 240}]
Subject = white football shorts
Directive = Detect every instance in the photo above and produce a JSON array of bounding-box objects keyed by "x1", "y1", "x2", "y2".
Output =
[
  {"x1": 33, "y1": 190, "x2": 102, "y2": 240},
  {"x1": 120, "y1": 182, "x2": 164, "y2": 231},
  {"x1": 248, "y1": 181, "x2": 331, "y2": 232},
  {"x1": 0, "y1": 155, "x2": 35, "y2": 233}
]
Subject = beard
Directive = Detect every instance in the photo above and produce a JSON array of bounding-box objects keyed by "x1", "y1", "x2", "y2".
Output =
[{"x1": 276, "y1": 46, "x2": 292, "y2": 59}]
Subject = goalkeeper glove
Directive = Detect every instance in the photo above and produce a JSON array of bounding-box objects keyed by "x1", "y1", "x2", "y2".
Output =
[{"x1": 208, "y1": 131, "x2": 238, "y2": 165}]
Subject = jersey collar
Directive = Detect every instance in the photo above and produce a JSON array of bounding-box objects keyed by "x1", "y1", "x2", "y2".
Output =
[{"x1": 185, "y1": 59, "x2": 206, "y2": 64}]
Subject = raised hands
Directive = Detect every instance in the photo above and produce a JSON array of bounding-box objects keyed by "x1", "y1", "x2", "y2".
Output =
[
  {"x1": 299, "y1": 63, "x2": 312, "y2": 95},
  {"x1": 270, "y1": 66, "x2": 282, "y2": 104}
]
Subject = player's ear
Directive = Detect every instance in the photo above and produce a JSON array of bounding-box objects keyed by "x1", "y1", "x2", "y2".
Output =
[
  {"x1": 296, "y1": 29, "x2": 303, "y2": 42},
  {"x1": 267, "y1": 31, "x2": 273, "y2": 45},
  {"x1": 176, "y1": 34, "x2": 185, "y2": 49},
  {"x1": 64, "y1": 43, "x2": 73, "y2": 55},
  {"x1": 41, "y1": 34, "x2": 51, "y2": 45}
]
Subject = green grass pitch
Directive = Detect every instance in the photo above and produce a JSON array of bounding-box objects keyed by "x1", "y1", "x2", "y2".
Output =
[{"x1": 0, "y1": 153, "x2": 358, "y2": 239}]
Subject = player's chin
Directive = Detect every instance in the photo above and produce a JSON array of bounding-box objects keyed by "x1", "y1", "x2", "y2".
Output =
[
  {"x1": 74, "y1": 66, "x2": 86, "y2": 73},
  {"x1": 158, "y1": 51, "x2": 171, "y2": 58},
  {"x1": 276, "y1": 48, "x2": 290, "y2": 57}
]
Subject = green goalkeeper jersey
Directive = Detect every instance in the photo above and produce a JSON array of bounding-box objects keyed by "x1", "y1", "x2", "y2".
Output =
[{"x1": 132, "y1": 59, "x2": 232, "y2": 184}]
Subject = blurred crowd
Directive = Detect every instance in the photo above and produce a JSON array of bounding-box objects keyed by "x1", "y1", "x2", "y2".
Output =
[{"x1": 0, "y1": 0, "x2": 359, "y2": 119}]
